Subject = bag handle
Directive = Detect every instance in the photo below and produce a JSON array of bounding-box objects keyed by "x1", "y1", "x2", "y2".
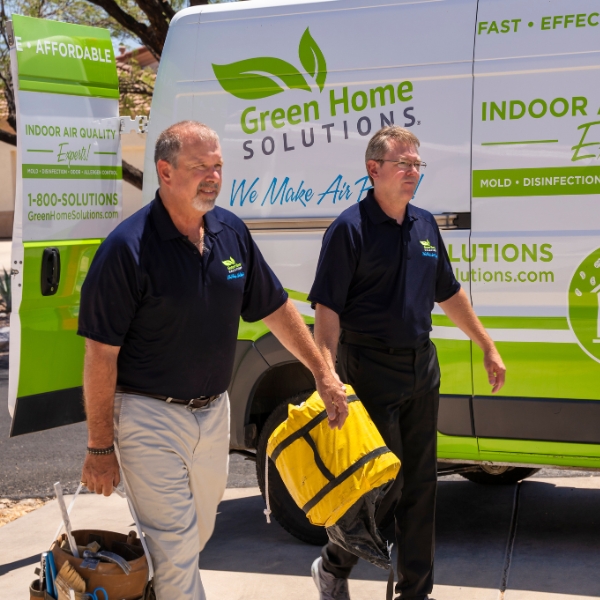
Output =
[{"x1": 51, "y1": 461, "x2": 155, "y2": 582}]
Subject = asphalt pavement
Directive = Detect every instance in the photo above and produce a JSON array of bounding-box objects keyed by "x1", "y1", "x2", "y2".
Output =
[{"x1": 0, "y1": 377, "x2": 257, "y2": 498}]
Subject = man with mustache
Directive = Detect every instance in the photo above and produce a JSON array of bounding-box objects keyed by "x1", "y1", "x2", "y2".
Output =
[
  {"x1": 308, "y1": 126, "x2": 505, "y2": 600},
  {"x1": 78, "y1": 121, "x2": 348, "y2": 600}
]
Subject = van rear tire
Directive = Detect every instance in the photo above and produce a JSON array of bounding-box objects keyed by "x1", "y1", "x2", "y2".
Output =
[
  {"x1": 256, "y1": 394, "x2": 328, "y2": 546},
  {"x1": 459, "y1": 466, "x2": 540, "y2": 485}
]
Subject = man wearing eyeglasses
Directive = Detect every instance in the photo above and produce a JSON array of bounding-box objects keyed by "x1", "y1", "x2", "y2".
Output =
[{"x1": 308, "y1": 126, "x2": 505, "y2": 600}]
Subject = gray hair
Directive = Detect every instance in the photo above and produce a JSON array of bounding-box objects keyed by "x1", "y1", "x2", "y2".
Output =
[
  {"x1": 365, "y1": 126, "x2": 420, "y2": 184},
  {"x1": 154, "y1": 121, "x2": 219, "y2": 172}
]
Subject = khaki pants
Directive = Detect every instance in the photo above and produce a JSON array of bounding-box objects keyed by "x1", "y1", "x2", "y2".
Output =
[{"x1": 114, "y1": 392, "x2": 230, "y2": 600}]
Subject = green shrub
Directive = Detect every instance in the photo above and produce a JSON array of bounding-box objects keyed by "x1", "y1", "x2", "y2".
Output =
[{"x1": 0, "y1": 268, "x2": 11, "y2": 313}]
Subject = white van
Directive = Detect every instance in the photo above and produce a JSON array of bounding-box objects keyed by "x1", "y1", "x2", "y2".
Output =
[
  {"x1": 138, "y1": 0, "x2": 600, "y2": 543},
  {"x1": 9, "y1": 0, "x2": 600, "y2": 545}
]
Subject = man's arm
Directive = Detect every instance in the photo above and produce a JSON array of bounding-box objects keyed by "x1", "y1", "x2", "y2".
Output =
[
  {"x1": 80, "y1": 339, "x2": 121, "y2": 496},
  {"x1": 438, "y1": 288, "x2": 506, "y2": 393},
  {"x1": 263, "y1": 299, "x2": 348, "y2": 428},
  {"x1": 314, "y1": 303, "x2": 341, "y2": 377}
]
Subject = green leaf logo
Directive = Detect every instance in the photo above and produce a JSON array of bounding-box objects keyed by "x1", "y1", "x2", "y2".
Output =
[
  {"x1": 223, "y1": 256, "x2": 243, "y2": 271},
  {"x1": 212, "y1": 57, "x2": 311, "y2": 100},
  {"x1": 298, "y1": 28, "x2": 327, "y2": 92},
  {"x1": 212, "y1": 28, "x2": 327, "y2": 100}
]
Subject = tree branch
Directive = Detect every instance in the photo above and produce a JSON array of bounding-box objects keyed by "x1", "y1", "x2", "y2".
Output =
[
  {"x1": 125, "y1": 0, "x2": 171, "y2": 55},
  {"x1": 0, "y1": 128, "x2": 15, "y2": 146},
  {"x1": 85, "y1": 0, "x2": 163, "y2": 58},
  {"x1": 135, "y1": 0, "x2": 174, "y2": 31},
  {"x1": 123, "y1": 159, "x2": 143, "y2": 190}
]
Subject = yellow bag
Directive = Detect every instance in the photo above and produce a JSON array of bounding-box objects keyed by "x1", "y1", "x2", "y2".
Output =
[{"x1": 267, "y1": 385, "x2": 400, "y2": 528}]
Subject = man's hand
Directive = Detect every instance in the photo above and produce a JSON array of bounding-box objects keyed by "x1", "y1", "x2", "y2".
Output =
[
  {"x1": 263, "y1": 300, "x2": 349, "y2": 428},
  {"x1": 316, "y1": 371, "x2": 349, "y2": 429},
  {"x1": 81, "y1": 453, "x2": 120, "y2": 496},
  {"x1": 484, "y1": 347, "x2": 506, "y2": 394},
  {"x1": 439, "y1": 289, "x2": 507, "y2": 394}
]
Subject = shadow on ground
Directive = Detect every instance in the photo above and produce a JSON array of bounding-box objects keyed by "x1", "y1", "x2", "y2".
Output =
[
  {"x1": 508, "y1": 480, "x2": 600, "y2": 597},
  {"x1": 201, "y1": 479, "x2": 600, "y2": 596}
]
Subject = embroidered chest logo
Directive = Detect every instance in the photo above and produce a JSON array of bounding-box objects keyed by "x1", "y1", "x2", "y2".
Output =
[
  {"x1": 420, "y1": 240, "x2": 438, "y2": 258},
  {"x1": 222, "y1": 256, "x2": 245, "y2": 280}
]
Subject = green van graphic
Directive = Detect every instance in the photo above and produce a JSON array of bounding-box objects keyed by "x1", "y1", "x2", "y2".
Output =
[
  {"x1": 568, "y1": 247, "x2": 600, "y2": 363},
  {"x1": 212, "y1": 28, "x2": 327, "y2": 100}
]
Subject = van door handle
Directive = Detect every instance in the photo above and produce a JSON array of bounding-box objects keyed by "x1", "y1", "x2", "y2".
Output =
[
  {"x1": 433, "y1": 213, "x2": 471, "y2": 230},
  {"x1": 41, "y1": 247, "x2": 61, "y2": 296}
]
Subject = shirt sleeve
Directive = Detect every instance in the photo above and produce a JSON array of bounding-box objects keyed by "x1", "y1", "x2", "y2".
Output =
[
  {"x1": 77, "y1": 237, "x2": 142, "y2": 346},
  {"x1": 308, "y1": 219, "x2": 359, "y2": 314},
  {"x1": 241, "y1": 228, "x2": 288, "y2": 322},
  {"x1": 434, "y1": 221, "x2": 461, "y2": 303}
]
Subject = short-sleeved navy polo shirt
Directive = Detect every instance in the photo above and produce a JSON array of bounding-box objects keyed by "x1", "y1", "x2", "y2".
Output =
[
  {"x1": 78, "y1": 192, "x2": 287, "y2": 398},
  {"x1": 308, "y1": 189, "x2": 460, "y2": 348}
]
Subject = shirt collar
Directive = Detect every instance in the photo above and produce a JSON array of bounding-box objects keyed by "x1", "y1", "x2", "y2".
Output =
[
  {"x1": 362, "y1": 189, "x2": 418, "y2": 225},
  {"x1": 152, "y1": 190, "x2": 223, "y2": 241},
  {"x1": 152, "y1": 191, "x2": 182, "y2": 241},
  {"x1": 203, "y1": 207, "x2": 223, "y2": 235}
]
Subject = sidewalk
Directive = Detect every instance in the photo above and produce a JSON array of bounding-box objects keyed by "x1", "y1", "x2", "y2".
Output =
[{"x1": 1, "y1": 478, "x2": 600, "y2": 600}]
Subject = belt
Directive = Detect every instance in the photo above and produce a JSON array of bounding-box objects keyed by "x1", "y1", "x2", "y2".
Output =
[
  {"x1": 115, "y1": 386, "x2": 222, "y2": 409},
  {"x1": 339, "y1": 330, "x2": 429, "y2": 355}
]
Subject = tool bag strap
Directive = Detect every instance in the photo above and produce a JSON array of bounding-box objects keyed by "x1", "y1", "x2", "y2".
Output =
[
  {"x1": 301, "y1": 446, "x2": 391, "y2": 514},
  {"x1": 51, "y1": 448, "x2": 155, "y2": 582},
  {"x1": 386, "y1": 561, "x2": 394, "y2": 600},
  {"x1": 114, "y1": 443, "x2": 154, "y2": 581},
  {"x1": 270, "y1": 394, "x2": 361, "y2": 463}
]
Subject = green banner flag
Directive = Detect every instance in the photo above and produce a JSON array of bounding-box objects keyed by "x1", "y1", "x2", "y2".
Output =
[{"x1": 12, "y1": 14, "x2": 119, "y2": 99}]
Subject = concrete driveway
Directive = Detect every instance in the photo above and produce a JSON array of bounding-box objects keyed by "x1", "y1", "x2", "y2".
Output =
[{"x1": 1, "y1": 475, "x2": 600, "y2": 600}]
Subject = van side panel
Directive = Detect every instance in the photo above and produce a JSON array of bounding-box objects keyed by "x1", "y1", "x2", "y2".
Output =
[
  {"x1": 146, "y1": 0, "x2": 478, "y2": 217},
  {"x1": 472, "y1": 0, "x2": 600, "y2": 459},
  {"x1": 148, "y1": 0, "x2": 480, "y2": 456}
]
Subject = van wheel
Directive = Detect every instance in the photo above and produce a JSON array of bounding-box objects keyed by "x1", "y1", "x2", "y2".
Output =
[
  {"x1": 256, "y1": 393, "x2": 328, "y2": 546},
  {"x1": 459, "y1": 465, "x2": 540, "y2": 485}
]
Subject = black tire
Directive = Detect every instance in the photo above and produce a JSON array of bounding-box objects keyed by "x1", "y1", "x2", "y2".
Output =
[
  {"x1": 256, "y1": 393, "x2": 328, "y2": 546},
  {"x1": 460, "y1": 466, "x2": 540, "y2": 485}
]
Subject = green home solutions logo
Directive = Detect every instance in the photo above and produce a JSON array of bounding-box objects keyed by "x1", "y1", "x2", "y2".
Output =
[
  {"x1": 212, "y1": 27, "x2": 417, "y2": 163},
  {"x1": 223, "y1": 256, "x2": 244, "y2": 280},
  {"x1": 213, "y1": 28, "x2": 326, "y2": 100},
  {"x1": 420, "y1": 239, "x2": 437, "y2": 257},
  {"x1": 222, "y1": 256, "x2": 242, "y2": 272},
  {"x1": 569, "y1": 247, "x2": 600, "y2": 363}
]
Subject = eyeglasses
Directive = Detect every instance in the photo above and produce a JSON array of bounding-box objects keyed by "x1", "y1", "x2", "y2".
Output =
[{"x1": 378, "y1": 159, "x2": 427, "y2": 172}]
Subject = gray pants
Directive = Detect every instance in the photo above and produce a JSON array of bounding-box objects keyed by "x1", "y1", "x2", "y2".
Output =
[{"x1": 114, "y1": 391, "x2": 230, "y2": 600}]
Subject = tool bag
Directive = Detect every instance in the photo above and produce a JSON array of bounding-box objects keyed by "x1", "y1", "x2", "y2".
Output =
[
  {"x1": 30, "y1": 485, "x2": 155, "y2": 600},
  {"x1": 266, "y1": 385, "x2": 400, "y2": 598},
  {"x1": 266, "y1": 385, "x2": 400, "y2": 528}
]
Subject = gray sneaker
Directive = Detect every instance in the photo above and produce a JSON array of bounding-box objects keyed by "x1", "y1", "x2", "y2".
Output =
[{"x1": 311, "y1": 557, "x2": 351, "y2": 600}]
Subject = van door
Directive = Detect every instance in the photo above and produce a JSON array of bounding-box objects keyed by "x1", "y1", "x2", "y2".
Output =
[
  {"x1": 8, "y1": 16, "x2": 122, "y2": 436},
  {"x1": 471, "y1": 0, "x2": 600, "y2": 456}
]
